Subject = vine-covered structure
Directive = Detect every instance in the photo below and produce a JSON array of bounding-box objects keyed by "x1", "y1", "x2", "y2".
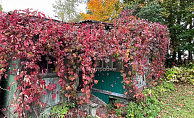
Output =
[{"x1": 0, "y1": 9, "x2": 169, "y2": 117}]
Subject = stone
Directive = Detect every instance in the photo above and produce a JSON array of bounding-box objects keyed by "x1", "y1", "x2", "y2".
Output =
[{"x1": 89, "y1": 103, "x2": 98, "y2": 117}]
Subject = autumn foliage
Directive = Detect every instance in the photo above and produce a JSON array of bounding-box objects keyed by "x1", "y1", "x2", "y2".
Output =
[
  {"x1": 81, "y1": 0, "x2": 124, "y2": 22},
  {"x1": 0, "y1": 9, "x2": 169, "y2": 117}
]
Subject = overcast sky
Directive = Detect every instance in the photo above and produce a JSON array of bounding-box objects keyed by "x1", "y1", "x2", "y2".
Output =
[{"x1": 1, "y1": 0, "x2": 87, "y2": 19}]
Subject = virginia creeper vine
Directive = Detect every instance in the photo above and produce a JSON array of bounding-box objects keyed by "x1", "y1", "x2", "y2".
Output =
[{"x1": 0, "y1": 9, "x2": 169, "y2": 117}]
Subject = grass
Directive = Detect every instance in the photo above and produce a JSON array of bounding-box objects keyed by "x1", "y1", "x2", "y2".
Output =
[{"x1": 158, "y1": 83, "x2": 194, "y2": 118}]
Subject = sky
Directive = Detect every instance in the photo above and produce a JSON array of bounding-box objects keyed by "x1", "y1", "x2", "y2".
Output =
[{"x1": 1, "y1": 0, "x2": 87, "y2": 19}]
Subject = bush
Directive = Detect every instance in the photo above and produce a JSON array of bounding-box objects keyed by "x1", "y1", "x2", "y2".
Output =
[
  {"x1": 165, "y1": 63, "x2": 194, "y2": 85},
  {"x1": 125, "y1": 81, "x2": 175, "y2": 118},
  {"x1": 126, "y1": 90, "x2": 161, "y2": 117}
]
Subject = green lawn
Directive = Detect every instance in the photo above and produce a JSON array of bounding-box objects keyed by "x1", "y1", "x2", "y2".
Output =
[{"x1": 158, "y1": 83, "x2": 194, "y2": 118}]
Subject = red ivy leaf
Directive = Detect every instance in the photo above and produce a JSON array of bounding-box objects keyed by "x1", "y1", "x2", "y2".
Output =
[
  {"x1": 7, "y1": 86, "x2": 10, "y2": 91},
  {"x1": 52, "y1": 94, "x2": 56, "y2": 99}
]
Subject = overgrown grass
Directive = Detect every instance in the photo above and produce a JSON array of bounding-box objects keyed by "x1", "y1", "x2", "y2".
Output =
[{"x1": 158, "y1": 83, "x2": 194, "y2": 118}]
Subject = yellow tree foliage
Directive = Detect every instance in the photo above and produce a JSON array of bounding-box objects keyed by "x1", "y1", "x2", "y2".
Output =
[{"x1": 81, "y1": 0, "x2": 124, "y2": 22}]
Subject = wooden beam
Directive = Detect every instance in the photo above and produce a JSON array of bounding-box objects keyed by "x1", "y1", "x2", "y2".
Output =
[{"x1": 92, "y1": 88, "x2": 126, "y2": 98}]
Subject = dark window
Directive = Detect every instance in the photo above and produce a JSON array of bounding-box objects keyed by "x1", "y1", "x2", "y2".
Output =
[{"x1": 37, "y1": 55, "x2": 56, "y2": 73}]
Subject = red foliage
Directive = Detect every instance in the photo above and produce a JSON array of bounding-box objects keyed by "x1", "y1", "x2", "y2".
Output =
[{"x1": 0, "y1": 9, "x2": 169, "y2": 117}]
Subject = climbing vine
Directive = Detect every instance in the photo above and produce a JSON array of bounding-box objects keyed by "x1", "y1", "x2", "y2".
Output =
[{"x1": 0, "y1": 9, "x2": 169, "y2": 117}]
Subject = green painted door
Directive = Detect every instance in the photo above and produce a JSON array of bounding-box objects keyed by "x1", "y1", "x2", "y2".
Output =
[{"x1": 92, "y1": 71, "x2": 125, "y2": 104}]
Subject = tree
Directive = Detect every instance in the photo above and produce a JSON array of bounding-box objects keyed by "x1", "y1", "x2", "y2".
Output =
[
  {"x1": 125, "y1": 0, "x2": 165, "y2": 24},
  {"x1": 81, "y1": 0, "x2": 124, "y2": 22},
  {"x1": 125, "y1": 0, "x2": 194, "y2": 66},
  {"x1": 53, "y1": 0, "x2": 81, "y2": 22},
  {"x1": 161, "y1": 0, "x2": 194, "y2": 65},
  {"x1": 0, "y1": 4, "x2": 2, "y2": 11}
]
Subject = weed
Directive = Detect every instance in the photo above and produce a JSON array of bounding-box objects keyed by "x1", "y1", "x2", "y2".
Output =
[{"x1": 50, "y1": 102, "x2": 75, "y2": 118}]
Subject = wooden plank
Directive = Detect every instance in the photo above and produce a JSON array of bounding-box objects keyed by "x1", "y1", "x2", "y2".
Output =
[
  {"x1": 92, "y1": 88, "x2": 126, "y2": 98},
  {"x1": 37, "y1": 73, "x2": 58, "y2": 78}
]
